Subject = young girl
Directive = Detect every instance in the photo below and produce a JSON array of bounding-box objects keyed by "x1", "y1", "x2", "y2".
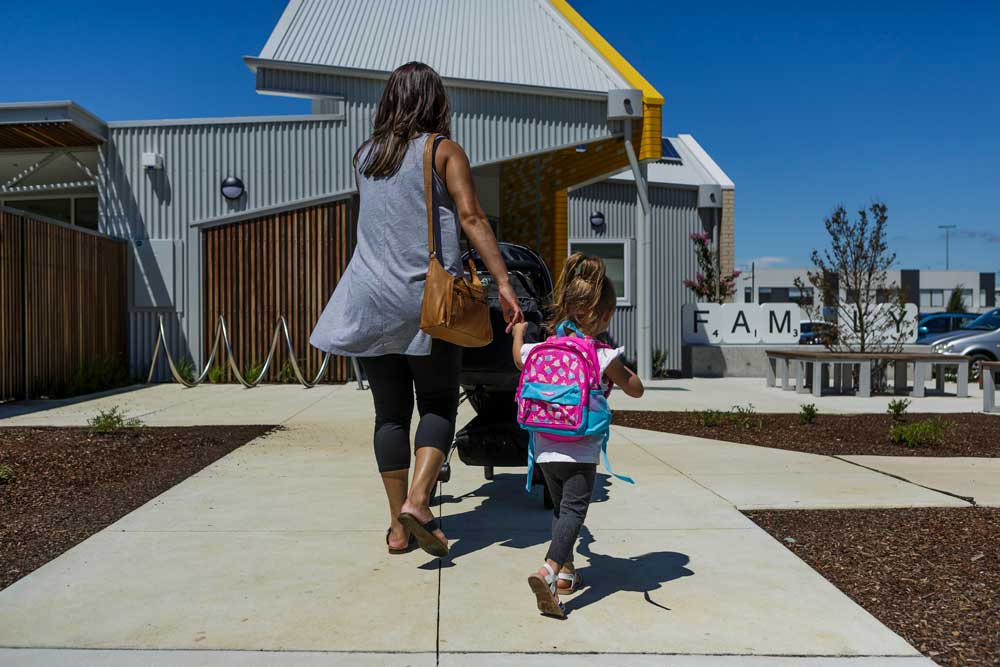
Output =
[{"x1": 511, "y1": 253, "x2": 644, "y2": 618}]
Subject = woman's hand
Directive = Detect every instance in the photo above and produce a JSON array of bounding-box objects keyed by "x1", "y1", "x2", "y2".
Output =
[{"x1": 498, "y1": 281, "x2": 524, "y2": 333}]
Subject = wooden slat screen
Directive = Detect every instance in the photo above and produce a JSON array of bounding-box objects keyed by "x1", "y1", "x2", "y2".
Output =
[
  {"x1": 201, "y1": 199, "x2": 356, "y2": 383},
  {"x1": 0, "y1": 208, "x2": 128, "y2": 401}
]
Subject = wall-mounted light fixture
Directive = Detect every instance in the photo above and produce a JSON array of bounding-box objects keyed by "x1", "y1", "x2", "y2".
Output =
[
  {"x1": 590, "y1": 211, "x2": 605, "y2": 229},
  {"x1": 221, "y1": 176, "x2": 245, "y2": 200}
]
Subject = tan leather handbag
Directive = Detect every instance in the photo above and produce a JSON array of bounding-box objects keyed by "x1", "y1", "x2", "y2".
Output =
[{"x1": 419, "y1": 134, "x2": 493, "y2": 348}]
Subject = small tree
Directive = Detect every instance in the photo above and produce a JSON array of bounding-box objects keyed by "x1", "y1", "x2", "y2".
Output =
[
  {"x1": 796, "y1": 202, "x2": 911, "y2": 353},
  {"x1": 946, "y1": 285, "x2": 968, "y2": 313},
  {"x1": 683, "y1": 232, "x2": 741, "y2": 303}
]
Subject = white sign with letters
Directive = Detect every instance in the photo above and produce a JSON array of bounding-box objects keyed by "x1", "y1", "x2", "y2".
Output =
[
  {"x1": 682, "y1": 303, "x2": 802, "y2": 345},
  {"x1": 837, "y1": 303, "x2": 918, "y2": 345}
]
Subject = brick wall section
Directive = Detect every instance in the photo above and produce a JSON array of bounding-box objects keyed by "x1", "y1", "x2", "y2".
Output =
[
  {"x1": 720, "y1": 188, "x2": 736, "y2": 301},
  {"x1": 499, "y1": 112, "x2": 660, "y2": 271}
]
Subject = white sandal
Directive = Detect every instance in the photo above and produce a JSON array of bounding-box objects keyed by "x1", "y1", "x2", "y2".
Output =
[
  {"x1": 556, "y1": 570, "x2": 583, "y2": 595},
  {"x1": 527, "y1": 563, "x2": 565, "y2": 618}
]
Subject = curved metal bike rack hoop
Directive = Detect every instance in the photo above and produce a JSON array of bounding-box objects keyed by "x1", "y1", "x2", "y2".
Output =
[{"x1": 146, "y1": 314, "x2": 366, "y2": 390}]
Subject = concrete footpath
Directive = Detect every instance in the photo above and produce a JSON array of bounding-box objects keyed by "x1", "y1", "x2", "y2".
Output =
[{"x1": 0, "y1": 384, "x2": 976, "y2": 665}]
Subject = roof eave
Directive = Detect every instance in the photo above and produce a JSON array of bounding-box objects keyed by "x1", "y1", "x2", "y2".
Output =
[
  {"x1": 244, "y1": 56, "x2": 613, "y2": 101},
  {"x1": 0, "y1": 101, "x2": 109, "y2": 143}
]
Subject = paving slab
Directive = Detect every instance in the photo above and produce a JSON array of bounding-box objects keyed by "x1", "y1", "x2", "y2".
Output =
[
  {"x1": 0, "y1": 650, "x2": 936, "y2": 666},
  {"x1": 439, "y1": 656, "x2": 935, "y2": 667},
  {"x1": 436, "y1": 526, "x2": 918, "y2": 656},
  {"x1": 843, "y1": 456, "x2": 1000, "y2": 507},
  {"x1": 0, "y1": 649, "x2": 435, "y2": 666},
  {"x1": 0, "y1": 530, "x2": 437, "y2": 652},
  {"x1": 614, "y1": 426, "x2": 968, "y2": 510}
]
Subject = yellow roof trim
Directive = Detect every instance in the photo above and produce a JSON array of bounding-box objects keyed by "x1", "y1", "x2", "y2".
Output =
[{"x1": 549, "y1": 0, "x2": 665, "y2": 105}]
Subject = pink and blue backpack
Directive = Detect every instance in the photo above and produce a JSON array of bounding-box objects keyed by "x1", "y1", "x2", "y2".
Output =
[{"x1": 516, "y1": 320, "x2": 634, "y2": 490}]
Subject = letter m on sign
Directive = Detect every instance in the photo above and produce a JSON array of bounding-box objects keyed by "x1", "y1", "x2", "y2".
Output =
[{"x1": 769, "y1": 310, "x2": 791, "y2": 334}]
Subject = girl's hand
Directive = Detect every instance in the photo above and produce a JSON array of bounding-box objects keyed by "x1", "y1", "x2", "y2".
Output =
[{"x1": 498, "y1": 282, "x2": 524, "y2": 333}]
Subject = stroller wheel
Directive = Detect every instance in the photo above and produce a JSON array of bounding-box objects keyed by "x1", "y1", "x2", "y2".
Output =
[
  {"x1": 484, "y1": 465, "x2": 494, "y2": 481},
  {"x1": 438, "y1": 462, "x2": 451, "y2": 484}
]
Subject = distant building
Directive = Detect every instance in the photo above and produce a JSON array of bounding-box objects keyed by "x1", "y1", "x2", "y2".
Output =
[{"x1": 738, "y1": 268, "x2": 998, "y2": 314}]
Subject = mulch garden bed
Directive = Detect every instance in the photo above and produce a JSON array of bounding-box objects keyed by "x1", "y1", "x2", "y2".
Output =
[
  {"x1": 747, "y1": 508, "x2": 1000, "y2": 666},
  {"x1": 0, "y1": 425, "x2": 274, "y2": 591},
  {"x1": 613, "y1": 411, "x2": 1000, "y2": 457}
]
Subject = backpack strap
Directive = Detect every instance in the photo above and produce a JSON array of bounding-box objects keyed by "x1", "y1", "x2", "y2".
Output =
[
  {"x1": 555, "y1": 320, "x2": 583, "y2": 337},
  {"x1": 525, "y1": 432, "x2": 537, "y2": 492},
  {"x1": 600, "y1": 430, "x2": 635, "y2": 485}
]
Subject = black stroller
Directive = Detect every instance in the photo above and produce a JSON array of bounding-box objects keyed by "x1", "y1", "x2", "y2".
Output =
[{"x1": 438, "y1": 242, "x2": 553, "y2": 503}]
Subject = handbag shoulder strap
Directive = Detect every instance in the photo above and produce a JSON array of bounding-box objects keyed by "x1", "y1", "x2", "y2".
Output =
[{"x1": 423, "y1": 132, "x2": 441, "y2": 260}]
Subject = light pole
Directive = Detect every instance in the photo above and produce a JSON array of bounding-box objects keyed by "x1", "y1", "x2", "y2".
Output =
[{"x1": 938, "y1": 225, "x2": 956, "y2": 270}]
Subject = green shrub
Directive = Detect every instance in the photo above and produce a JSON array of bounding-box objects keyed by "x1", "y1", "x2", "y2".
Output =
[
  {"x1": 698, "y1": 409, "x2": 729, "y2": 427},
  {"x1": 42, "y1": 356, "x2": 130, "y2": 399},
  {"x1": 174, "y1": 357, "x2": 196, "y2": 383},
  {"x1": 207, "y1": 365, "x2": 227, "y2": 384},
  {"x1": 799, "y1": 403, "x2": 819, "y2": 424},
  {"x1": 0, "y1": 464, "x2": 13, "y2": 484},
  {"x1": 886, "y1": 398, "x2": 911, "y2": 422},
  {"x1": 652, "y1": 348, "x2": 668, "y2": 379},
  {"x1": 88, "y1": 406, "x2": 145, "y2": 434},
  {"x1": 730, "y1": 403, "x2": 761, "y2": 430},
  {"x1": 278, "y1": 359, "x2": 299, "y2": 384},
  {"x1": 889, "y1": 418, "x2": 951, "y2": 448},
  {"x1": 243, "y1": 362, "x2": 265, "y2": 384}
]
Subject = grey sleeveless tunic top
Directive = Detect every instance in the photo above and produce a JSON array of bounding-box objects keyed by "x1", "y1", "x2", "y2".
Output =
[{"x1": 309, "y1": 134, "x2": 462, "y2": 357}]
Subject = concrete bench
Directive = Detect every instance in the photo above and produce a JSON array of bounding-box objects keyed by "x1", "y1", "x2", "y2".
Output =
[
  {"x1": 983, "y1": 361, "x2": 1000, "y2": 413},
  {"x1": 766, "y1": 350, "x2": 970, "y2": 399}
]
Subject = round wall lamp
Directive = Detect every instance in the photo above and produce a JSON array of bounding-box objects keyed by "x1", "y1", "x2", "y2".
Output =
[
  {"x1": 590, "y1": 210, "x2": 606, "y2": 229},
  {"x1": 221, "y1": 176, "x2": 245, "y2": 201}
]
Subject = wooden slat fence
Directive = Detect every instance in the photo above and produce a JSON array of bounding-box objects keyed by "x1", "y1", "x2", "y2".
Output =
[
  {"x1": 0, "y1": 206, "x2": 128, "y2": 401},
  {"x1": 201, "y1": 199, "x2": 355, "y2": 383}
]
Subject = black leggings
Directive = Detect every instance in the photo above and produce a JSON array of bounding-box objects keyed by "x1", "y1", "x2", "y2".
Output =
[
  {"x1": 539, "y1": 462, "x2": 597, "y2": 565},
  {"x1": 359, "y1": 341, "x2": 462, "y2": 473}
]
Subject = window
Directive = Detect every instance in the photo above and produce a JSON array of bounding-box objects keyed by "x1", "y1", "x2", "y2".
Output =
[
  {"x1": 923, "y1": 317, "x2": 950, "y2": 334},
  {"x1": 5, "y1": 198, "x2": 72, "y2": 224},
  {"x1": 744, "y1": 287, "x2": 753, "y2": 303},
  {"x1": 789, "y1": 286, "x2": 814, "y2": 306},
  {"x1": 568, "y1": 239, "x2": 632, "y2": 306},
  {"x1": 2, "y1": 196, "x2": 99, "y2": 230},
  {"x1": 920, "y1": 289, "x2": 944, "y2": 308},
  {"x1": 74, "y1": 198, "x2": 99, "y2": 231}
]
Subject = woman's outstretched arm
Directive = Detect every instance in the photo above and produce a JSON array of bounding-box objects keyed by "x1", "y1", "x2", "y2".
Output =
[{"x1": 437, "y1": 139, "x2": 523, "y2": 331}]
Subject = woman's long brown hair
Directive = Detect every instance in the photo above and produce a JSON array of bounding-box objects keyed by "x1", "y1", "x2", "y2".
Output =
[
  {"x1": 355, "y1": 62, "x2": 452, "y2": 179},
  {"x1": 547, "y1": 252, "x2": 617, "y2": 336}
]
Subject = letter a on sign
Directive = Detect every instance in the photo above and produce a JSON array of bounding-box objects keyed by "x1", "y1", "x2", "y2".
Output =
[{"x1": 719, "y1": 304, "x2": 760, "y2": 343}]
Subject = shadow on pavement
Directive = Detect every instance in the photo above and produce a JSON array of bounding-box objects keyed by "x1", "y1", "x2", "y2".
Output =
[
  {"x1": 0, "y1": 384, "x2": 148, "y2": 419},
  {"x1": 564, "y1": 526, "x2": 693, "y2": 615},
  {"x1": 430, "y1": 472, "x2": 694, "y2": 615}
]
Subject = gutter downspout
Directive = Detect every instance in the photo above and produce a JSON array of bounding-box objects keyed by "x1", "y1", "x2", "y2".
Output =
[{"x1": 624, "y1": 118, "x2": 652, "y2": 381}]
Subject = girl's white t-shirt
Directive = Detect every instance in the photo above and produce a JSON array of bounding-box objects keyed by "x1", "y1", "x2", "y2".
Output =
[{"x1": 519, "y1": 343, "x2": 625, "y2": 464}]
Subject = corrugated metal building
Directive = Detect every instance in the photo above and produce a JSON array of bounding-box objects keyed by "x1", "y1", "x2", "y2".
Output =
[{"x1": 1, "y1": 0, "x2": 732, "y2": 380}]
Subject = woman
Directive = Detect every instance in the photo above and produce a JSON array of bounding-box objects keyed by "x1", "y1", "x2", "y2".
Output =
[{"x1": 310, "y1": 62, "x2": 523, "y2": 558}]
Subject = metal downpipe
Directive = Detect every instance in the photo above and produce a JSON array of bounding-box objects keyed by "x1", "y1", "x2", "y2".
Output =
[{"x1": 624, "y1": 118, "x2": 652, "y2": 381}]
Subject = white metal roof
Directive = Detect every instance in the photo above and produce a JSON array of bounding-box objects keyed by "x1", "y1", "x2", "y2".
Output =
[
  {"x1": 609, "y1": 135, "x2": 734, "y2": 189},
  {"x1": 255, "y1": 0, "x2": 630, "y2": 96}
]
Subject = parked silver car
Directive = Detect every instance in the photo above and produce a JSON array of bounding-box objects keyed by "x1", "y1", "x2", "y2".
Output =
[{"x1": 931, "y1": 321, "x2": 1000, "y2": 378}]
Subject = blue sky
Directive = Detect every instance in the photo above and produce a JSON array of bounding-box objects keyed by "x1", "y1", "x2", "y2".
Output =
[{"x1": 3, "y1": 0, "x2": 998, "y2": 273}]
